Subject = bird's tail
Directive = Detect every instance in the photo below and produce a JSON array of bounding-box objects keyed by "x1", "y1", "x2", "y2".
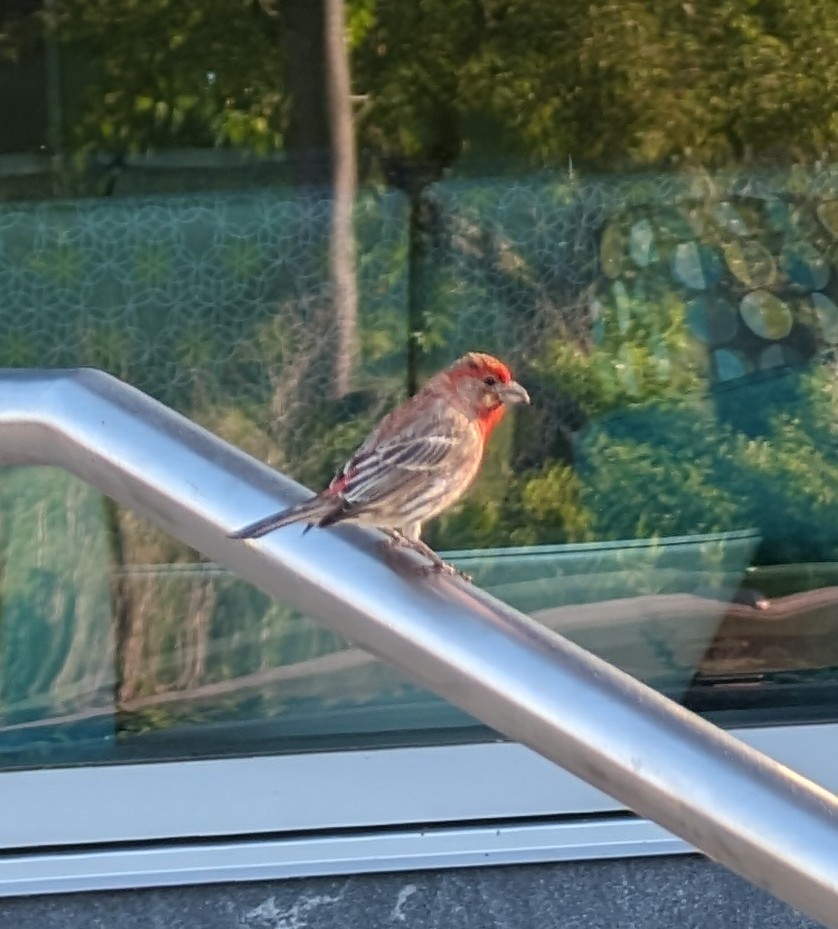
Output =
[{"x1": 228, "y1": 494, "x2": 337, "y2": 540}]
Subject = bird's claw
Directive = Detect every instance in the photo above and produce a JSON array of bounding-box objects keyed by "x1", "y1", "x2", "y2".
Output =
[
  {"x1": 419, "y1": 562, "x2": 473, "y2": 583},
  {"x1": 378, "y1": 540, "x2": 471, "y2": 582}
]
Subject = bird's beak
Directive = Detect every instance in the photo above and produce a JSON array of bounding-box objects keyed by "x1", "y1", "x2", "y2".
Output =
[{"x1": 498, "y1": 380, "x2": 531, "y2": 405}]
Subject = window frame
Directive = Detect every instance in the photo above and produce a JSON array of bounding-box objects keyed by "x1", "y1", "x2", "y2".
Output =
[{"x1": 1, "y1": 721, "x2": 836, "y2": 896}]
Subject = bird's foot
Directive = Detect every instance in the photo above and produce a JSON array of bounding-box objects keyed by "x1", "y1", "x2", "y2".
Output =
[
  {"x1": 379, "y1": 533, "x2": 472, "y2": 583},
  {"x1": 419, "y1": 561, "x2": 473, "y2": 583}
]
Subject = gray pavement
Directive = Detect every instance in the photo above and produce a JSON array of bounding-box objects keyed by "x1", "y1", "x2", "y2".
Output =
[{"x1": 0, "y1": 855, "x2": 821, "y2": 928}]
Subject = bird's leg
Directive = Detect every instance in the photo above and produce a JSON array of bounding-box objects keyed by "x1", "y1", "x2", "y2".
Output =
[{"x1": 386, "y1": 529, "x2": 472, "y2": 583}]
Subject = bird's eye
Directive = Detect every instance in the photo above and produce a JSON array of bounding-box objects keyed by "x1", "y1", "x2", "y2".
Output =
[{"x1": 483, "y1": 375, "x2": 497, "y2": 386}]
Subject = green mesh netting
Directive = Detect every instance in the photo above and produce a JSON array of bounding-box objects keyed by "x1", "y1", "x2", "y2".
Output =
[{"x1": 2, "y1": 167, "x2": 838, "y2": 753}]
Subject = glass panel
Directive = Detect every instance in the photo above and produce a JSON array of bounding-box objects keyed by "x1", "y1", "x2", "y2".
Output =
[{"x1": 0, "y1": 0, "x2": 837, "y2": 769}]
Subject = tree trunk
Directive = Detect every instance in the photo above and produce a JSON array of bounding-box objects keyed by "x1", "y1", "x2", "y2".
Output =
[{"x1": 324, "y1": 0, "x2": 358, "y2": 398}]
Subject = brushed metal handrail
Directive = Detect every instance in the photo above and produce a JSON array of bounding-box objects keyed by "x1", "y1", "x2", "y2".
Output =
[{"x1": 0, "y1": 368, "x2": 836, "y2": 926}]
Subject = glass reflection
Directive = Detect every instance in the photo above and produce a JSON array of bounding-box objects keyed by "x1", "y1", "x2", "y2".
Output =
[{"x1": 0, "y1": 0, "x2": 837, "y2": 768}]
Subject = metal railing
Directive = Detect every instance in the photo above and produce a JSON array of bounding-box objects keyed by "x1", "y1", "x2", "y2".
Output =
[{"x1": 0, "y1": 368, "x2": 836, "y2": 927}]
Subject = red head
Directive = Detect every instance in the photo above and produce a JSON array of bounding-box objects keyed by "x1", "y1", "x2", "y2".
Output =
[{"x1": 444, "y1": 352, "x2": 530, "y2": 437}]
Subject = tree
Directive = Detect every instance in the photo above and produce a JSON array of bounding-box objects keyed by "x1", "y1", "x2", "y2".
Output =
[
  {"x1": 351, "y1": 0, "x2": 838, "y2": 173},
  {"x1": 325, "y1": 0, "x2": 359, "y2": 397},
  {"x1": 45, "y1": 0, "x2": 285, "y2": 155}
]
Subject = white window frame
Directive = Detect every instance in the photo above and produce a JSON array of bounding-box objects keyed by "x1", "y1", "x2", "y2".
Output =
[{"x1": 1, "y1": 722, "x2": 835, "y2": 896}]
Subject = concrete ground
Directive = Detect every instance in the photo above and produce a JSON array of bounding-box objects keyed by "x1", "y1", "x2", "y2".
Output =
[{"x1": 0, "y1": 855, "x2": 821, "y2": 929}]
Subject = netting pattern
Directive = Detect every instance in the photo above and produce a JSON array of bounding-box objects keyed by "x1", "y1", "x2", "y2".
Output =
[
  {"x1": 0, "y1": 187, "x2": 411, "y2": 740},
  {"x1": 0, "y1": 188, "x2": 407, "y2": 406},
  {"x1": 420, "y1": 168, "x2": 838, "y2": 378},
  {"x1": 2, "y1": 168, "x2": 838, "y2": 755},
  {"x1": 412, "y1": 169, "x2": 837, "y2": 485},
  {"x1": 1, "y1": 169, "x2": 835, "y2": 475}
]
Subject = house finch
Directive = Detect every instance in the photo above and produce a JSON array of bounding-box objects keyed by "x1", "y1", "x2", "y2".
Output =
[{"x1": 229, "y1": 352, "x2": 530, "y2": 579}]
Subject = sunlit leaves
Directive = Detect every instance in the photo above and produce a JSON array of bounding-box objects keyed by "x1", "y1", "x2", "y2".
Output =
[
  {"x1": 4, "y1": 0, "x2": 835, "y2": 171},
  {"x1": 48, "y1": 0, "x2": 285, "y2": 154},
  {"x1": 353, "y1": 0, "x2": 838, "y2": 171}
]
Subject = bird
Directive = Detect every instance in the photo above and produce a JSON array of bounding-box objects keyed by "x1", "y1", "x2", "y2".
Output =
[{"x1": 228, "y1": 352, "x2": 530, "y2": 579}]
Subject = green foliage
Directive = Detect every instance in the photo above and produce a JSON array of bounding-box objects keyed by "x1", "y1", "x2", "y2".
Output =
[
  {"x1": 519, "y1": 464, "x2": 592, "y2": 545},
  {"x1": 354, "y1": 0, "x2": 838, "y2": 173},
  {"x1": 575, "y1": 401, "x2": 747, "y2": 540},
  {"x1": 16, "y1": 0, "x2": 832, "y2": 171},
  {"x1": 734, "y1": 365, "x2": 838, "y2": 562},
  {"x1": 537, "y1": 304, "x2": 704, "y2": 418},
  {"x1": 408, "y1": 162, "x2": 838, "y2": 557},
  {"x1": 525, "y1": 360, "x2": 838, "y2": 565},
  {"x1": 346, "y1": 0, "x2": 377, "y2": 48},
  {"x1": 48, "y1": 0, "x2": 285, "y2": 153}
]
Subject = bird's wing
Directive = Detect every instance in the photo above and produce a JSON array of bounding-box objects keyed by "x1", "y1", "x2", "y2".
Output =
[{"x1": 334, "y1": 408, "x2": 481, "y2": 511}]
